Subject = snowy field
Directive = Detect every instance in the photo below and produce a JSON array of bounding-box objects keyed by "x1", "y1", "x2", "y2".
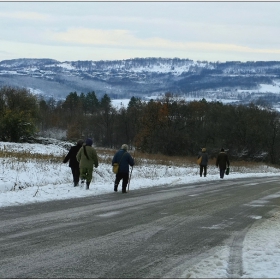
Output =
[{"x1": 1, "y1": 140, "x2": 280, "y2": 278}]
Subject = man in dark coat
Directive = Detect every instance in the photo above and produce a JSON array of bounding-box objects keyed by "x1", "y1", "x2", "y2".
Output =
[
  {"x1": 63, "y1": 139, "x2": 83, "y2": 187},
  {"x1": 198, "y1": 147, "x2": 208, "y2": 177},
  {"x1": 112, "y1": 144, "x2": 134, "y2": 193},
  {"x1": 216, "y1": 148, "x2": 230, "y2": 179}
]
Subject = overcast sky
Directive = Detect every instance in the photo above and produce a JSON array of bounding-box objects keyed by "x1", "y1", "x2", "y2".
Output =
[{"x1": 1, "y1": 1, "x2": 280, "y2": 63}]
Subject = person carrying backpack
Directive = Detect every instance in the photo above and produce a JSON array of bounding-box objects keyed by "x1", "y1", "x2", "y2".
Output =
[
  {"x1": 76, "y1": 138, "x2": 98, "y2": 189},
  {"x1": 198, "y1": 147, "x2": 208, "y2": 177},
  {"x1": 112, "y1": 144, "x2": 134, "y2": 193}
]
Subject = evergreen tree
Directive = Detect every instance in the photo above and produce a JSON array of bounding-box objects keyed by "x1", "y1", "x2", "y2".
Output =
[{"x1": 0, "y1": 86, "x2": 39, "y2": 142}]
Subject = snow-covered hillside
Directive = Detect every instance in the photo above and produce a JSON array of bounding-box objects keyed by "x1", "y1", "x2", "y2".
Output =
[
  {"x1": 1, "y1": 58, "x2": 280, "y2": 106},
  {"x1": 0, "y1": 138, "x2": 279, "y2": 206}
]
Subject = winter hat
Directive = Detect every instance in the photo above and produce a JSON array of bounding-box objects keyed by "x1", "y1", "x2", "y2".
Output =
[
  {"x1": 85, "y1": 138, "x2": 93, "y2": 146},
  {"x1": 121, "y1": 144, "x2": 128, "y2": 150},
  {"x1": 202, "y1": 148, "x2": 206, "y2": 152},
  {"x1": 77, "y1": 139, "x2": 83, "y2": 146}
]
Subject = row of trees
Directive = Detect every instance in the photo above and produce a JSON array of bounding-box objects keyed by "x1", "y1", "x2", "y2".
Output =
[{"x1": 1, "y1": 86, "x2": 280, "y2": 164}]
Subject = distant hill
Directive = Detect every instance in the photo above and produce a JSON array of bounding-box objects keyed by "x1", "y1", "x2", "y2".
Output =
[{"x1": 1, "y1": 57, "x2": 280, "y2": 108}]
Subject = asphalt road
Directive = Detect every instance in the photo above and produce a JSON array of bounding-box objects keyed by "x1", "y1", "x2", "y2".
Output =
[{"x1": 1, "y1": 176, "x2": 280, "y2": 278}]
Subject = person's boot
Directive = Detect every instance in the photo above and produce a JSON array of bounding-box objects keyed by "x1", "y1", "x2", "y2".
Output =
[
  {"x1": 114, "y1": 184, "x2": 118, "y2": 192},
  {"x1": 86, "y1": 182, "x2": 90, "y2": 190},
  {"x1": 74, "y1": 181, "x2": 79, "y2": 187}
]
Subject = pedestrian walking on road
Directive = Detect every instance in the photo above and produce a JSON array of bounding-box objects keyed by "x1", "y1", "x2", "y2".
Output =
[
  {"x1": 198, "y1": 147, "x2": 208, "y2": 177},
  {"x1": 112, "y1": 144, "x2": 134, "y2": 193},
  {"x1": 63, "y1": 139, "x2": 84, "y2": 187},
  {"x1": 216, "y1": 148, "x2": 230, "y2": 179},
  {"x1": 76, "y1": 138, "x2": 98, "y2": 189}
]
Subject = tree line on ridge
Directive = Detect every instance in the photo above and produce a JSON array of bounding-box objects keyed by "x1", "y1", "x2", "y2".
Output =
[{"x1": 1, "y1": 86, "x2": 280, "y2": 164}]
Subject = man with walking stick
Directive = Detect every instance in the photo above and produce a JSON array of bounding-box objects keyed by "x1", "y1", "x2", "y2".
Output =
[{"x1": 112, "y1": 144, "x2": 135, "y2": 193}]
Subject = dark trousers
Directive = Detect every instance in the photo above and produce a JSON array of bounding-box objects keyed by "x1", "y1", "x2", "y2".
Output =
[
  {"x1": 71, "y1": 166, "x2": 80, "y2": 185},
  {"x1": 200, "y1": 165, "x2": 207, "y2": 177},
  {"x1": 114, "y1": 172, "x2": 129, "y2": 192},
  {"x1": 220, "y1": 169, "x2": 226, "y2": 179}
]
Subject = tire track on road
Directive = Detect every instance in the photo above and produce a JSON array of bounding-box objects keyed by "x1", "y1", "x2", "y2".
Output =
[{"x1": 227, "y1": 223, "x2": 254, "y2": 278}]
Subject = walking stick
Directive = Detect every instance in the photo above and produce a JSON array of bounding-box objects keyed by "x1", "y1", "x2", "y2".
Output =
[
  {"x1": 127, "y1": 166, "x2": 133, "y2": 192},
  {"x1": 127, "y1": 148, "x2": 136, "y2": 192}
]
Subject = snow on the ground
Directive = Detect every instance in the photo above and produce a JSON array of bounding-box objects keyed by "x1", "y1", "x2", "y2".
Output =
[
  {"x1": 1, "y1": 140, "x2": 280, "y2": 278},
  {"x1": 237, "y1": 83, "x2": 280, "y2": 94},
  {"x1": 111, "y1": 98, "x2": 131, "y2": 108}
]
